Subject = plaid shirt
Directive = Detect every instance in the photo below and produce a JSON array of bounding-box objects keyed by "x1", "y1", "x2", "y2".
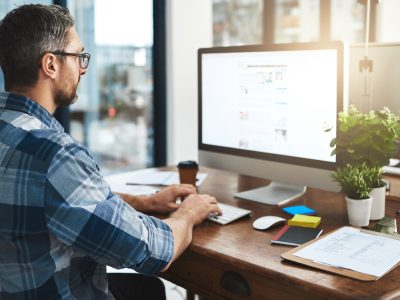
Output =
[{"x1": 0, "y1": 92, "x2": 174, "y2": 299}]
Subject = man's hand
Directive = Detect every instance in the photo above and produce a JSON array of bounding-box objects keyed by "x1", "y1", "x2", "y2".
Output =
[
  {"x1": 169, "y1": 193, "x2": 221, "y2": 226},
  {"x1": 148, "y1": 184, "x2": 197, "y2": 213},
  {"x1": 117, "y1": 184, "x2": 197, "y2": 214}
]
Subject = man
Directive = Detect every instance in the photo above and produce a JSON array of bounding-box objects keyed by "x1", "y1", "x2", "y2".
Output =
[{"x1": 0, "y1": 4, "x2": 221, "y2": 299}]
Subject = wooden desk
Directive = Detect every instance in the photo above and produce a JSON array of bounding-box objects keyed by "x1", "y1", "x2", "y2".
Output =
[{"x1": 159, "y1": 167, "x2": 400, "y2": 300}]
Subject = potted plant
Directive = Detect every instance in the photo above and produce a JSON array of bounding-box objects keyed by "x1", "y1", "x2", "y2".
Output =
[
  {"x1": 330, "y1": 105, "x2": 400, "y2": 220},
  {"x1": 331, "y1": 163, "x2": 373, "y2": 226},
  {"x1": 367, "y1": 166, "x2": 386, "y2": 220}
]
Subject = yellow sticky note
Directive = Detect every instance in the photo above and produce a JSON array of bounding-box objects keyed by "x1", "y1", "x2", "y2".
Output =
[{"x1": 287, "y1": 214, "x2": 321, "y2": 228}]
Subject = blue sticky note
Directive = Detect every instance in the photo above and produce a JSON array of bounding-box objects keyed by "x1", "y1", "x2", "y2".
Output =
[{"x1": 282, "y1": 205, "x2": 316, "y2": 216}]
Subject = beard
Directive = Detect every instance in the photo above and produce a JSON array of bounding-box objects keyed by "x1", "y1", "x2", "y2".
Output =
[{"x1": 53, "y1": 78, "x2": 79, "y2": 107}]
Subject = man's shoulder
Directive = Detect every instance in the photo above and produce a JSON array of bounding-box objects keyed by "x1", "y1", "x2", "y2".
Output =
[
  {"x1": 1, "y1": 109, "x2": 96, "y2": 172},
  {"x1": 32, "y1": 127, "x2": 77, "y2": 148},
  {"x1": 1, "y1": 108, "x2": 76, "y2": 149},
  {"x1": 35, "y1": 129, "x2": 92, "y2": 163},
  {"x1": 18, "y1": 124, "x2": 89, "y2": 169},
  {"x1": 43, "y1": 130, "x2": 99, "y2": 173}
]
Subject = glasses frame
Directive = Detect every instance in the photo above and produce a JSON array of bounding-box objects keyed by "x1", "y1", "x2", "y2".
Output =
[{"x1": 50, "y1": 51, "x2": 91, "y2": 69}]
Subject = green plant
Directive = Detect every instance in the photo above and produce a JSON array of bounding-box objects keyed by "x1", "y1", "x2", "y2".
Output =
[
  {"x1": 330, "y1": 105, "x2": 400, "y2": 187},
  {"x1": 368, "y1": 166, "x2": 384, "y2": 188},
  {"x1": 331, "y1": 163, "x2": 374, "y2": 199}
]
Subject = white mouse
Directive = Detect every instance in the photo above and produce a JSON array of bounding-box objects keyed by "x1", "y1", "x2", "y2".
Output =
[{"x1": 252, "y1": 216, "x2": 286, "y2": 230}]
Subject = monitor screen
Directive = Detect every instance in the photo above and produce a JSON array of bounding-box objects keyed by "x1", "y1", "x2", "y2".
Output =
[{"x1": 198, "y1": 42, "x2": 346, "y2": 204}]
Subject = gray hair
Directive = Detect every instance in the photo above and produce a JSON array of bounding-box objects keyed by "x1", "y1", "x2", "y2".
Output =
[{"x1": 0, "y1": 4, "x2": 74, "y2": 90}]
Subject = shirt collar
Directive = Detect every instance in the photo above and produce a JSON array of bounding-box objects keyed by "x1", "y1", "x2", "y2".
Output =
[{"x1": 0, "y1": 91, "x2": 64, "y2": 132}]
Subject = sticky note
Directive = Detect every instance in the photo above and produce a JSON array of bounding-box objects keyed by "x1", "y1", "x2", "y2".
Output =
[
  {"x1": 287, "y1": 214, "x2": 321, "y2": 228},
  {"x1": 282, "y1": 205, "x2": 316, "y2": 216}
]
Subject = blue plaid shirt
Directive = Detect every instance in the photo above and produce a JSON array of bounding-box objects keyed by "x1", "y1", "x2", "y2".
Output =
[{"x1": 0, "y1": 92, "x2": 174, "y2": 299}]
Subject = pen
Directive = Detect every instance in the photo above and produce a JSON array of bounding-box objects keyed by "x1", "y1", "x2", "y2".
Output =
[{"x1": 126, "y1": 183, "x2": 163, "y2": 186}]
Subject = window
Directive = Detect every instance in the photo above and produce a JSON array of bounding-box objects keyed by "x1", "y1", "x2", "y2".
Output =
[
  {"x1": 274, "y1": 0, "x2": 319, "y2": 43},
  {"x1": 212, "y1": 0, "x2": 263, "y2": 46},
  {"x1": 375, "y1": 0, "x2": 400, "y2": 42},
  {"x1": 331, "y1": 0, "x2": 365, "y2": 43},
  {"x1": 212, "y1": 0, "x2": 400, "y2": 45},
  {"x1": 68, "y1": 0, "x2": 155, "y2": 173}
]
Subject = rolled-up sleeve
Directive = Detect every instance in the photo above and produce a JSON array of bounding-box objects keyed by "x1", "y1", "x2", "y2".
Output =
[{"x1": 44, "y1": 143, "x2": 174, "y2": 276}]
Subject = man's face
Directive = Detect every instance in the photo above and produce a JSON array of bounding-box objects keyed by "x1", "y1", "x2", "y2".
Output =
[{"x1": 53, "y1": 27, "x2": 87, "y2": 107}]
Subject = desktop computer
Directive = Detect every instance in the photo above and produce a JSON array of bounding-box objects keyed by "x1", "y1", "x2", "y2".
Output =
[{"x1": 198, "y1": 42, "x2": 348, "y2": 205}]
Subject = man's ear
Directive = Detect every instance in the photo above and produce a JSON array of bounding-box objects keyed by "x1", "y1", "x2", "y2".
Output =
[{"x1": 40, "y1": 53, "x2": 58, "y2": 79}]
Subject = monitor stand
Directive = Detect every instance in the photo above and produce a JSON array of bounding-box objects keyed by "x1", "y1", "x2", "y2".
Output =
[{"x1": 234, "y1": 182, "x2": 306, "y2": 205}]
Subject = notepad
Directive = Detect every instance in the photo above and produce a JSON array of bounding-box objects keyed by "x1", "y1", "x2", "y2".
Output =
[
  {"x1": 287, "y1": 214, "x2": 321, "y2": 228},
  {"x1": 290, "y1": 226, "x2": 400, "y2": 278},
  {"x1": 271, "y1": 225, "x2": 323, "y2": 247}
]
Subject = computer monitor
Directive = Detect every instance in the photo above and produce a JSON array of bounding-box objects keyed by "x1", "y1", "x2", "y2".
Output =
[{"x1": 198, "y1": 42, "x2": 347, "y2": 205}]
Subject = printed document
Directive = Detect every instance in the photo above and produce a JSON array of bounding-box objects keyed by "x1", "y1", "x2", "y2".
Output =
[{"x1": 293, "y1": 226, "x2": 400, "y2": 277}]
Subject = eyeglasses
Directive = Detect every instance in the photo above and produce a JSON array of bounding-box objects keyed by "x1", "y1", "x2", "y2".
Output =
[{"x1": 51, "y1": 51, "x2": 91, "y2": 69}]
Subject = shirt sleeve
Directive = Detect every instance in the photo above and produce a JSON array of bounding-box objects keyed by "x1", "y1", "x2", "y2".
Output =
[{"x1": 44, "y1": 142, "x2": 174, "y2": 276}]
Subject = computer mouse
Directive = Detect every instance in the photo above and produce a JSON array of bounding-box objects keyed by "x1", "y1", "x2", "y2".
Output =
[{"x1": 252, "y1": 216, "x2": 286, "y2": 230}]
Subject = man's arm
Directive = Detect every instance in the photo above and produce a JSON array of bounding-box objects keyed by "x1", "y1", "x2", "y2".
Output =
[
  {"x1": 117, "y1": 184, "x2": 197, "y2": 214},
  {"x1": 45, "y1": 144, "x2": 177, "y2": 276},
  {"x1": 47, "y1": 142, "x2": 219, "y2": 274},
  {"x1": 118, "y1": 186, "x2": 221, "y2": 270},
  {"x1": 161, "y1": 194, "x2": 221, "y2": 270}
]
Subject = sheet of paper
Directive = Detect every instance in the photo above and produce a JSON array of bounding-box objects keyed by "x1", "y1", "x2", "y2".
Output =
[
  {"x1": 293, "y1": 226, "x2": 400, "y2": 277},
  {"x1": 108, "y1": 183, "x2": 159, "y2": 195},
  {"x1": 127, "y1": 171, "x2": 176, "y2": 185},
  {"x1": 104, "y1": 171, "x2": 159, "y2": 195},
  {"x1": 162, "y1": 172, "x2": 208, "y2": 186},
  {"x1": 126, "y1": 170, "x2": 208, "y2": 186}
]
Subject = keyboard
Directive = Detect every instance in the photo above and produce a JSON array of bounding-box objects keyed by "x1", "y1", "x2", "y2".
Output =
[{"x1": 208, "y1": 203, "x2": 252, "y2": 225}]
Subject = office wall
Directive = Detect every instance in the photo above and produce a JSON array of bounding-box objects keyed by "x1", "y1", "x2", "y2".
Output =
[
  {"x1": 166, "y1": 0, "x2": 212, "y2": 165},
  {"x1": 349, "y1": 43, "x2": 400, "y2": 113}
]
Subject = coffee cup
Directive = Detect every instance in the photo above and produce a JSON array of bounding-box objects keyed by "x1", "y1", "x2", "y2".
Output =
[{"x1": 177, "y1": 160, "x2": 199, "y2": 186}]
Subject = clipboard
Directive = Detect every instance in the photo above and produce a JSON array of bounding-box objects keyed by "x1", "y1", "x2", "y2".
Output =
[{"x1": 281, "y1": 227, "x2": 400, "y2": 281}]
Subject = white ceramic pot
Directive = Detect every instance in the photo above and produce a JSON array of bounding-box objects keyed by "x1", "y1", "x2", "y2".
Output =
[
  {"x1": 369, "y1": 186, "x2": 386, "y2": 220},
  {"x1": 345, "y1": 196, "x2": 372, "y2": 227}
]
